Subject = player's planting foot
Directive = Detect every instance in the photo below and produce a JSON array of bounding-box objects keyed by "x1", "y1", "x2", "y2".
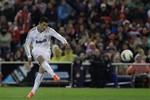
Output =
[
  {"x1": 27, "y1": 92, "x2": 34, "y2": 98},
  {"x1": 53, "y1": 74, "x2": 60, "y2": 82}
]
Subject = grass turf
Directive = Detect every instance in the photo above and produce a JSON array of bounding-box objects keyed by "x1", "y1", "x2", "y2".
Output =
[{"x1": 0, "y1": 87, "x2": 150, "y2": 100}]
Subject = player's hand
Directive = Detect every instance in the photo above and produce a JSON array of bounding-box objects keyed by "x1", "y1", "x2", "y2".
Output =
[
  {"x1": 64, "y1": 43, "x2": 68, "y2": 46},
  {"x1": 63, "y1": 43, "x2": 68, "y2": 48},
  {"x1": 28, "y1": 57, "x2": 32, "y2": 65}
]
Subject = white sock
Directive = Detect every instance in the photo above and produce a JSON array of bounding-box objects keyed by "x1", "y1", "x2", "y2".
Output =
[
  {"x1": 31, "y1": 73, "x2": 44, "y2": 94},
  {"x1": 41, "y1": 61, "x2": 55, "y2": 77}
]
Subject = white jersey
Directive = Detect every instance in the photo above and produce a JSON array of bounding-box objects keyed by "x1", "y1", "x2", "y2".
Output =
[{"x1": 24, "y1": 26, "x2": 67, "y2": 58}]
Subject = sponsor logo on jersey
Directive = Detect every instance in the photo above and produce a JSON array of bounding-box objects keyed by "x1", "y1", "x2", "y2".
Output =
[{"x1": 36, "y1": 39, "x2": 47, "y2": 43}]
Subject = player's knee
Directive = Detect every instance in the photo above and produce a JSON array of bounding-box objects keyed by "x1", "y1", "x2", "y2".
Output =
[
  {"x1": 37, "y1": 55, "x2": 45, "y2": 64},
  {"x1": 39, "y1": 67, "x2": 45, "y2": 74}
]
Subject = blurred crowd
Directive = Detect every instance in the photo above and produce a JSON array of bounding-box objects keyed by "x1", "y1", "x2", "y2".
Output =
[{"x1": 0, "y1": 0, "x2": 150, "y2": 87}]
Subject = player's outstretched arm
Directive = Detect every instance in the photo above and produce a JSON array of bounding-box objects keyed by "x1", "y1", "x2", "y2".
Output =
[{"x1": 49, "y1": 28, "x2": 68, "y2": 44}]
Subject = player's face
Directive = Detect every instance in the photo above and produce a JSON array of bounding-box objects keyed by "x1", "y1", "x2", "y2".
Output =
[{"x1": 39, "y1": 22, "x2": 49, "y2": 32}]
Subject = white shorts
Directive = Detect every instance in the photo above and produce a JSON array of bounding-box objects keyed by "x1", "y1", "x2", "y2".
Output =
[{"x1": 32, "y1": 48, "x2": 51, "y2": 63}]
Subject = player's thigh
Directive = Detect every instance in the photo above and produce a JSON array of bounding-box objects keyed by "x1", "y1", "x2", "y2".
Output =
[
  {"x1": 32, "y1": 49, "x2": 41, "y2": 61},
  {"x1": 41, "y1": 50, "x2": 51, "y2": 62},
  {"x1": 32, "y1": 49, "x2": 51, "y2": 63}
]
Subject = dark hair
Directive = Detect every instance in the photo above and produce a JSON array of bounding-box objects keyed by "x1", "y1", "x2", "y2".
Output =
[{"x1": 39, "y1": 17, "x2": 49, "y2": 23}]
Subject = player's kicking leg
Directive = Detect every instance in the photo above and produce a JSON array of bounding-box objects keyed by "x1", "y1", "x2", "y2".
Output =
[{"x1": 37, "y1": 55, "x2": 60, "y2": 82}]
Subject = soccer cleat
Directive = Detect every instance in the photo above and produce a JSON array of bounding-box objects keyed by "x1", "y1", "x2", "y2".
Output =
[
  {"x1": 27, "y1": 92, "x2": 34, "y2": 98},
  {"x1": 53, "y1": 74, "x2": 60, "y2": 82}
]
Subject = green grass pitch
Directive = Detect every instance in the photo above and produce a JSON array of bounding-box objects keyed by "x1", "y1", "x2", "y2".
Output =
[{"x1": 0, "y1": 87, "x2": 150, "y2": 100}]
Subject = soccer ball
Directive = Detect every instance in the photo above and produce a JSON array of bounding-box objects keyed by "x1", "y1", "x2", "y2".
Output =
[{"x1": 121, "y1": 50, "x2": 133, "y2": 62}]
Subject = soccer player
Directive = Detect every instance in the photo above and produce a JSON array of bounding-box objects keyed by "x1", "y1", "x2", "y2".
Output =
[{"x1": 24, "y1": 17, "x2": 68, "y2": 98}]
